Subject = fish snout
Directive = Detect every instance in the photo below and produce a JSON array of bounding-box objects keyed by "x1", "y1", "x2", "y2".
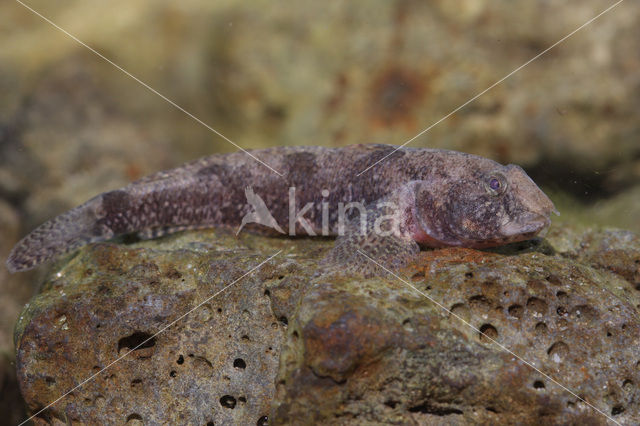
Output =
[{"x1": 500, "y1": 212, "x2": 551, "y2": 239}]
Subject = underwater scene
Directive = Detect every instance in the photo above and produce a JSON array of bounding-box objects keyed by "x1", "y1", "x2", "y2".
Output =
[{"x1": 1, "y1": 1, "x2": 639, "y2": 424}]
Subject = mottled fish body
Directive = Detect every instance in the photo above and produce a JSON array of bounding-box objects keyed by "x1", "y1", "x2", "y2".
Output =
[{"x1": 7, "y1": 144, "x2": 555, "y2": 274}]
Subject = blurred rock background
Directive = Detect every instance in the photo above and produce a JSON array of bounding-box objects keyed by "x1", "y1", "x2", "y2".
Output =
[{"x1": 1, "y1": 0, "x2": 639, "y2": 422}]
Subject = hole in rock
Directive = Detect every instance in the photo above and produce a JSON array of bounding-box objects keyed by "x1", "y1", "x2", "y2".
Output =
[
  {"x1": 279, "y1": 316, "x2": 288, "y2": 326},
  {"x1": 450, "y1": 303, "x2": 470, "y2": 321},
  {"x1": 239, "y1": 396, "x2": 247, "y2": 403},
  {"x1": 131, "y1": 378, "x2": 142, "y2": 387},
  {"x1": 533, "y1": 380, "x2": 545, "y2": 389},
  {"x1": 485, "y1": 407, "x2": 498, "y2": 413},
  {"x1": 611, "y1": 405, "x2": 624, "y2": 415},
  {"x1": 234, "y1": 358, "x2": 246, "y2": 369},
  {"x1": 118, "y1": 332, "x2": 156, "y2": 353},
  {"x1": 408, "y1": 402, "x2": 463, "y2": 415},
  {"x1": 547, "y1": 341, "x2": 569, "y2": 360},
  {"x1": 526, "y1": 297, "x2": 548, "y2": 315},
  {"x1": 534, "y1": 322, "x2": 547, "y2": 334},
  {"x1": 126, "y1": 413, "x2": 143, "y2": 423},
  {"x1": 508, "y1": 304, "x2": 523, "y2": 319},
  {"x1": 469, "y1": 295, "x2": 491, "y2": 311},
  {"x1": 545, "y1": 274, "x2": 562, "y2": 285},
  {"x1": 257, "y1": 416, "x2": 268, "y2": 426},
  {"x1": 166, "y1": 268, "x2": 182, "y2": 279},
  {"x1": 45, "y1": 376, "x2": 56, "y2": 385},
  {"x1": 465, "y1": 272, "x2": 474, "y2": 278},
  {"x1": 220, "y1": 395, "x2": 236, "y2": 409},
  {"x1": 177, "y1": 355, "x2": 184, "y2": 365},
  {"x1": 479, "y1": 324, "x2": 498, "y2": 341},
  {"x1": 384, "y1": 400, "x2": 400, "y2": 408},
  {"x1": 169, "y1": 371, "x2": 177, "y2": 377},
  {"x1": 207, "y1": 422, "x2": 214, "y2": 426}
]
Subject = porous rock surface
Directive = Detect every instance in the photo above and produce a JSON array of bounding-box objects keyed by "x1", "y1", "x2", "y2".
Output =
[{"x1": 15, "y1": 225, "x2": 640, "y2": 425}]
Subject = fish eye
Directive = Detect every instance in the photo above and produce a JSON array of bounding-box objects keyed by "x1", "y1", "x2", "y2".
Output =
[{"x1": 485, "y1": 173, "x2": 507, "y2": 195}]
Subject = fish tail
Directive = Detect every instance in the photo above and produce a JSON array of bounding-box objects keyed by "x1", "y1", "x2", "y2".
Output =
[{"x1": 6, "y1": 196, "x2": 112, "y2": 273}]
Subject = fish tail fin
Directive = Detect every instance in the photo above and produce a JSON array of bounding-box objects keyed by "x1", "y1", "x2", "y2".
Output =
[{"x1": 6, "y1": 196, "x2": 112, "y2": 273}]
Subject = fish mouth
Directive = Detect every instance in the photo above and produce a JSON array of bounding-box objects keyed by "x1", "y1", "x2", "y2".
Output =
[{"x1": 500, "y1": 213, "x2": 551, "y2": 240}]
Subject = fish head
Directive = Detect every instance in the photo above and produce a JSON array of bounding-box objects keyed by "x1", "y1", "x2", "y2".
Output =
[{"x1": 413, "y1": 161, "x2": 556, "y2": 248}]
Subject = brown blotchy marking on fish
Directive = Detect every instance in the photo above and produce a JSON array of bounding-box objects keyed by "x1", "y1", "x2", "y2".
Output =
[
  {"x1": 353, "y1": 146, "x2": 406, "y2": 182},
  {"x1": 284, "y1": 152, "x2": 319, "y2": 202},
  {"x1": 102, "y1": 190, "x2": 130, "y2": 213},
  {"x1": 285, "y1": 152, "x2": 318, "y2": 181},
  {"x1": 196, "y1": 163, "x2": 230, "y2": 179},
  {"x1": 100, "y1": 190, "x2": 131, "y2": 234}
]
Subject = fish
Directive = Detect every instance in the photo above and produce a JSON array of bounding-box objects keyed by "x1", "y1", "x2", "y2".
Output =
[{"x1": 6, "y1": 144, "x2": 556, "y2": 275}]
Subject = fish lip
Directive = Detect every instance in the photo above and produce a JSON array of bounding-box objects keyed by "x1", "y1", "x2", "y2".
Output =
[{"x1": 501, "y1": 213, "x2": 551, "y2": 238}]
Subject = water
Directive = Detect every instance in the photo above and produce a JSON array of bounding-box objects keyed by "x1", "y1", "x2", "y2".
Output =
[{"x1": 1, "y1": 1, "x2": 638, "y2": 423}]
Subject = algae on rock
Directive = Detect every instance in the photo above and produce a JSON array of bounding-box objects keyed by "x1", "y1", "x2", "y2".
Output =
[{"x1": 14, "y1": 224, "x2": 640, "y2": 425}]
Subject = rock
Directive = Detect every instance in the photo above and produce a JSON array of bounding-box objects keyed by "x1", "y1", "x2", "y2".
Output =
[
  {"x1": 588, "y1": 185, "x2": 640, "y2": 235},
  {"x1": 15, "y1": 224, "x2": 640, "y2": 424},
  {"x1": 2, "y1": 0, "x2": 640, "y2": 194},
  {"x1": 0, "y1": 57, "x2": 176, "y2": 230},
  {"x1": 0, "y1": 200, "x2": 31, "y2": 423},
  {"x1": 14, "y1": 229, "x2": 297, "y2": 425},
  {"x1": 4, "y1": 1, "x2": 640, "y2": 422},
  {"x1": 0, "y1": 200, "x2": 27, "y2": 353},
  {"x1": 0, "y1": 351, "x2": 27, "y2": 425}
]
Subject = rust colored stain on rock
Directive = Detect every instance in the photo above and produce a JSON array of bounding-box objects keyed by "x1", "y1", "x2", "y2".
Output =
[
  {"x1": 368, "y1": 67, "x2": 427, "y2": 130},
  {"x1": 303, "y1": 303, "x2": 402, "y2": 383},
  {"x1": 408, "y1": 247, "x2": 498, "y2": 279}
]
